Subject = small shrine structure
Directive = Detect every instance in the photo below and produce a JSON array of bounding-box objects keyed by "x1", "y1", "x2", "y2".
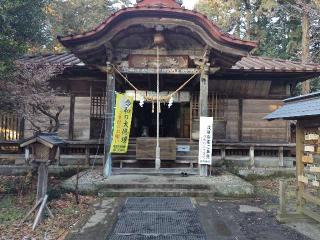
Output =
[{"x1": 266, "y1": 92, "x2": 320, "y2": 223}]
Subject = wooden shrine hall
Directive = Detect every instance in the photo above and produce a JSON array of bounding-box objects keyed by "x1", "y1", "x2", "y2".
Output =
[{"x1": 2, "y1": 0, "x2": 320, "y2": 173}]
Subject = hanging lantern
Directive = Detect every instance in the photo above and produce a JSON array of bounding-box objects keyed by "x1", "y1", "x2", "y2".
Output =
[{"x1": 154, "y1": 32, "x2": 165, "y2": 46}]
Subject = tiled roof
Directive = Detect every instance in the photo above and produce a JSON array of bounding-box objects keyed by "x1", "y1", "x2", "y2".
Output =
[
  {"x1": 233, "y1": 56, "x2": 320, "y2": 72},
  {"x1": 265, "y1": 92, "x2": 320, "y2": 120},
  {"x1": 20, "y1": 53, "x2": 84, "y2": 67},
  {"x1": 19, "y1": 53, "x2": 320, "y2": 73}
]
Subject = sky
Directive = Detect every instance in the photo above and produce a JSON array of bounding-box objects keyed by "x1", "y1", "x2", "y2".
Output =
[{"x1": 182, "y1": 0, "x2": 199, "y2": 9}]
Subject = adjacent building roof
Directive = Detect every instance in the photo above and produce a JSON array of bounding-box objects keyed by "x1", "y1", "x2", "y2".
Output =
[
  {"x1": 20, "y1": 53, "x2": 84, "y2": 67},
  {"x1": 19, "y1": 53, "x2": 320, "y2": 74},
  {"x1": 233, "y1": 56, "x2": 320, "y2": 73},
  {"x1": 265, "y1": 92, "x2": 320, "y2": 120}
]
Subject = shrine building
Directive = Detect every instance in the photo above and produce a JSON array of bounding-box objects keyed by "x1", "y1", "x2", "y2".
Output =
[{"x1": 2, "y1": 0, "x2": 320, "y2": 173}]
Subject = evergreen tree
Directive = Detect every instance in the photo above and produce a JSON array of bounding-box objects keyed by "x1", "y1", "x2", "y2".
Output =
[
  {"x1": 0, "y1": 0, "x2": 49, "y2": 77},
  {"x1": 46, "y1": 0, "x2": 131, "y2": 52}
]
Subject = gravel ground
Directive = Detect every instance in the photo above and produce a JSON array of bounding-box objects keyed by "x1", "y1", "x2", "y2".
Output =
[{"x1": 197, "y1": 198, "x2": 311, "y2": 240}]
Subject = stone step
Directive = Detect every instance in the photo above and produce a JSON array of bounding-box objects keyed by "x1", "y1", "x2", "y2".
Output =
[
  {"x1": 100, "y1": 183, "x2": 211, "y2": 190},
  {"x1": 112, "y1": 168, "x2": 198, "y2": 175},
  {"x1": 99, "y1": 188, "x2": 216, "y2": 198}
]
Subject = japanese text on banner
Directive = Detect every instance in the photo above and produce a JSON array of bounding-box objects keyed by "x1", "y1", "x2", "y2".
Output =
[
  {"x1": 111, "y1": 93, "x2": 133, "y2": 153},
  {"x1": 198, "y1": 117, "x2": 213, "y2": 165}
]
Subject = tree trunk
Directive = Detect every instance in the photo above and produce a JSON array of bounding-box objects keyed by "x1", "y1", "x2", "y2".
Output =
[{"x1": 301, "y1": 1, "x2": 311, "y2": 94}]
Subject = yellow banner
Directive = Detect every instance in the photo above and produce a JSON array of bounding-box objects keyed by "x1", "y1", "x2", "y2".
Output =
[{"x1": 111, "y1": 93, "x2": 134, "y2": 153}]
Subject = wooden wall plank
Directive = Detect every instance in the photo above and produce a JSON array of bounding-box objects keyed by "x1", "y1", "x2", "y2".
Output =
[
  {"x1": 225, "y1": 99, "x2": 239, "y2": 141},
  {"x1": 242, "y1": 99, "x2": 287, "y2": 143},
  {"x1": 74, "y1": 97, "x2": 91, "y2": 140}
]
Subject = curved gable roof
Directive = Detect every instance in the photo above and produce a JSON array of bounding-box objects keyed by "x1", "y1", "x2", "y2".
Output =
[{"x1": 58, "y1": 2, "x2": 257, "y2": 59}]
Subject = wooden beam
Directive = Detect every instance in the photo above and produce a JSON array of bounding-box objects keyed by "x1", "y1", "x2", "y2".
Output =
[
  {"x1": 32, "y1": 195, "x2": 48, "y2": 230},
  {"x1": 118, "y1": 67, "x2": 200, "y2": 75},
  {"x1": 103, "y1": 62, "x2": 115, "y2": 177},
  {"x1": 36, "y1": 163, "x2": 48, "y2": 202}
]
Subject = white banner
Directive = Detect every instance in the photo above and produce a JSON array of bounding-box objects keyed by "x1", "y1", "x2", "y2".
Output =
[{"x1": 198, "y1": 117, "x2": 213, "y2": 165}]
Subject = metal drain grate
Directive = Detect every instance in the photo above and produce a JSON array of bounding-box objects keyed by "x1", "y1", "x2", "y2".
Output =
[
  {"x1": 108, "y1": 197, "x2": 206, "y2": 240},
  {"x1": 123, "y1": 197, "x2": 194, "y2": 212},
  {"x1": 108, "y1": 235, "x2": 206, "y2": 240},
  {"x1": 115, "y1": 211, "x2": 204, "y2": 235}
]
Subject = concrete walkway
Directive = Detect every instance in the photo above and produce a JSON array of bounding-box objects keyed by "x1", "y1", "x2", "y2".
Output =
[{"x1": 67, "y1": 197, "x2": 314, "y2": 240}]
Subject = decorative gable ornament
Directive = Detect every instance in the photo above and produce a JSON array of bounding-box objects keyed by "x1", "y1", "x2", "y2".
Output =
[{"x1": 136, "y1": 0, "x2": 182, "y2": 8}]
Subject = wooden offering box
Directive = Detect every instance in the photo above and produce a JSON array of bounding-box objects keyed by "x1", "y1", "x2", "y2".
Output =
[{"x1": 136, "y1": 138, "x2": 176, "y2": 160}]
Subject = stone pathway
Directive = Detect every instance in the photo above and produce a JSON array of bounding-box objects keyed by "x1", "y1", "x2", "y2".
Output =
[{"x1": 108, "y1": 197, "x2": 206, "y2": 240}]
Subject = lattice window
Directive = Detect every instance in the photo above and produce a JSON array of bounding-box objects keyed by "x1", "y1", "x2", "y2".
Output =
[
  {"x1": 90, "y1": 96, "x2": 106, "y2": 119},
  {"x1": 191, "y1": 92, "x2": 226, "y2": 120},
  {"x1": 90, "y1": 96, "x2": 106, "y2": 139},
  {"x1": 0, "y1": 112, "x2": 24, "y2": 141}
]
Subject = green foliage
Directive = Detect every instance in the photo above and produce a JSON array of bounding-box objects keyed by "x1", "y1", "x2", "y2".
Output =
[
  {"x1": 0, "y1": 0, "x2": 49, "y2": 79},
  {"x1": 0, "y1": 196, "x2": 26, "y2": 224},
  {"x1": 196, "y1": 0, "x2": 303, "y2": 60},
  {"x1": 311, "y1": 77, "x2": 320, "y2": 91},
  {"x1": 46, "y1": 0, "x2": 131, "y2": 52}
]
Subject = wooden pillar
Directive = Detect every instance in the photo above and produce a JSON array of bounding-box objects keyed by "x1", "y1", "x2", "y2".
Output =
[
  {"x1": 68, "y1": 94, "x2": 75, "y2": 140},
  {"x1": 279, "y1": 180, "x2": 287, "y2": 216},
  {"x1": 221, "y1": 148, "x2": 226, "y2": 162},
  {"x1": 296, "y1": 120, "x2": 304, "y2": 212},
  {"x1": 249, "y1": 146, "x2": 255, "y2": 167},
  {"x1": 238, "y1": 99, "x2": 243, "y2": 142},
  {"x1": 103, "y1": 62, "x2": 115, "y2": 177},
  {"x1": 199, "y1": 64, "x2": 209, "y2": 177},
  {"x1": 36, "y1": 163, "x2": 48, "y2": 202},
  {"x1": 279, "y1": 146, "x2": 284, "y2": 167},
  {"x1": 85, "y1": 146, "x2": 90, "y2": 166}
]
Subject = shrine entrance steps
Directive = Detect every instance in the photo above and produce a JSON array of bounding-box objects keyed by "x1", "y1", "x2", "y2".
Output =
[
  {"x1": 112, "y1": 138, "x2": 199, "y2": 171},
  {"x1": 61, "y1": 171, "x2": 255, "y2": 198},
  {"x1": 97, "y1": 174, "x2": 255, "y2": 198}
]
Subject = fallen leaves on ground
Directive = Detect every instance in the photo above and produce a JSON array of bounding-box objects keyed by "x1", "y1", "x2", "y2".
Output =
[
  {"x1": 0, "y1": 176, "x2": 97, "y2": 240},
  {"x1": 251, "y1": 177, "x2": 296, "y2": 195}
]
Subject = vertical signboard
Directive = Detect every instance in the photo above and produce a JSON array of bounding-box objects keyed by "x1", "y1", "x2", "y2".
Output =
[
  {"x1": 198, "y1": 117, "x2": 213, "y2": 165},
  {"x1": 111, "y1": 93, "x2": 133, "y2": 153}
]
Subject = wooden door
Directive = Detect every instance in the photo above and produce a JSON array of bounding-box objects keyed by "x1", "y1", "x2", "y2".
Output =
[{"x1": 180, "y1": 103, "x2": 190, "y2": 138}]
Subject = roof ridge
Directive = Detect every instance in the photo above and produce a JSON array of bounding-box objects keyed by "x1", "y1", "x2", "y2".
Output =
[{"x1": 284, "y1": 91, "x2": 320, "y2": 103}]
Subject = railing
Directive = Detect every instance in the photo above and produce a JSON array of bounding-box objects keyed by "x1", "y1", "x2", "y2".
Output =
[{"x1": 0, "y1": 139, "x2": 295, "y2": 169}]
